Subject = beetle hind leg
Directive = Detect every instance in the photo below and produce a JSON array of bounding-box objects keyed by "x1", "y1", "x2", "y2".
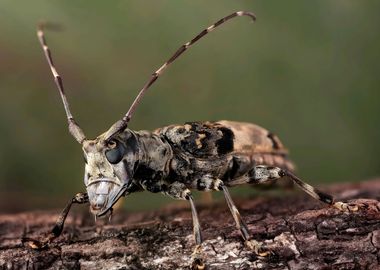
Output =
[
  {"x1": 230, "y1": 165, "x2": 358, "y2": 212},
  {"x1": 284, "y1": 170, "x2": 359, "y2": 211}
]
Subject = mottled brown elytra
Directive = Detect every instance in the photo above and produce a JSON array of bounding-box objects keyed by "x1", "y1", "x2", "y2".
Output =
[{"x1": 23, "y1": 11, "x2": 358, "y2": 269}]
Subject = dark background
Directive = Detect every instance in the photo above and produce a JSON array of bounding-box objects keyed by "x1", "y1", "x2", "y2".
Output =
[{"x1": 0, "y1": 1, "x2": 379, "y2": 213}]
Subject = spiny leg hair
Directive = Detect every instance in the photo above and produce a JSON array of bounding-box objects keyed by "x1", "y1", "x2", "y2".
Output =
[{"x1": 104, "y1": 11, "x2": 256, "y2": 140}]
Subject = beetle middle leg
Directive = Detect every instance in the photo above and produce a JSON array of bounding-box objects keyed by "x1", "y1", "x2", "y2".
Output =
[
  {"x1": 22, "y1": 192, "x2": 89, "y2": 249},
  {"x1": 164, "y1": 182, "x2": 205, "y2": 270},
  {"x1": 200, "y1": 179, "x2": 268, "y2": 255}
]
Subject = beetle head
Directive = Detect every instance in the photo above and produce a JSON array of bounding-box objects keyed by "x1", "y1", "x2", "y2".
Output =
[{"x1": 83, "y1": 130, "x2": 139, "y2": 217}]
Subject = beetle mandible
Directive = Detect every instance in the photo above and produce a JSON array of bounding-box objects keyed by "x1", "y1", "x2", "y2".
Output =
[{"x1": 24, "y1": 11, "x2": 358, "y2": 268}]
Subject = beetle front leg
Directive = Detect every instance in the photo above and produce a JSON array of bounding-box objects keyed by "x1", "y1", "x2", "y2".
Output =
[
  {"x1": 22, "y1": 192, "x2": 89, "y2": 249},
  {"x1": 165, "y1": 182, "x2": 205, "y2": 270}
]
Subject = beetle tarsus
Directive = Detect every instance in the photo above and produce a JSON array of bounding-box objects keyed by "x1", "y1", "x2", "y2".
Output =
[
  {"x1": 191, "y1": 245, "x2": 205, "y2": 270},
  {"x1": 333, "y1": 201, "x2": 359, "y2": 212},
  {"x1": 22, "y1": 237, "x2": 49, "y2": 250}
]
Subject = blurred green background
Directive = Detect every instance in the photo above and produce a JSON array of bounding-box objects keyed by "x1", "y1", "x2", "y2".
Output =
[{"x1": 0, "y1": 1, "x2": 379, "y2": 213}]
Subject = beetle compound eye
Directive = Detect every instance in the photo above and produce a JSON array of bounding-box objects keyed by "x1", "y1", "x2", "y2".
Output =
[{"x1": 105, "y1": 140, "x2": 125, "y2": 164}]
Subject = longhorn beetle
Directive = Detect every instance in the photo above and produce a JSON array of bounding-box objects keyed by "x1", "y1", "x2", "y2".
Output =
[{"x1": 24, "y1": 11, "x2": 358, "y2": 269}]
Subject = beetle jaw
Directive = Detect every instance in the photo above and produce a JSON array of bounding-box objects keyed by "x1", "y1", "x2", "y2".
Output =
[{"x1": 86, "y1": 177, "x2": 129, "y2": 217}]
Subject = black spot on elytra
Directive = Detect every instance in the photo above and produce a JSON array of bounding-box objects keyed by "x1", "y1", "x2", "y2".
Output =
[
  {"x1": 230, "y1": 157, "x2": 240, "y2": 178},
  {"x1": 179, "y1": 122, "x2": 212, "y2": 157},
  {"x1": 267, "y1": 132, "x2": 280, "y2": 150},
  {"x1": 222, "y1": 156, "x2": 240, "y2": 181},
  {"x1": 216, "y1": 127, "x2": 234, "y2": 155},
  {"x1": 165, "y1": 122, "x2": 234, "y2": 158}
]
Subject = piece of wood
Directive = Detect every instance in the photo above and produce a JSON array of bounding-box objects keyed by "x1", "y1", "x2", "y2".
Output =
[{"x1": 1, "y1": 179, "x2": 380, "y2": 270}]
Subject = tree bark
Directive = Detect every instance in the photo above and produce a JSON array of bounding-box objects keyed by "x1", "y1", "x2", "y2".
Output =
[{"x1": 1, "y1": 179, "x2": 380, "y2": 270}]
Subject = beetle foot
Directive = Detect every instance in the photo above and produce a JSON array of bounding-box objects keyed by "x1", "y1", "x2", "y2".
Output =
[
  {"x1": 21, "y1": 237, "x2": 49, "y2": 250},
  {"x1": 245, "y1": 239, "x2": 272, "y2": 257},
  {"x1": 191, "y1": 244, "x2": 205, "y2": 270},
  {"x1": 333, "y1": 201, "x2": 359, "y2": 212}
]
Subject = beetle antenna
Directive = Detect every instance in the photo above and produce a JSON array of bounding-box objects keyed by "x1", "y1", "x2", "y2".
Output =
[
  {"x1": 104, "y1": 11, "x2": 256, "y2": 140},
  {"x1": 37, "y1": 22, "x2": 86, "y2": 144}
]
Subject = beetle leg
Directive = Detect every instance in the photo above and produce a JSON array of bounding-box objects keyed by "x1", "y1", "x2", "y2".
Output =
[
  {"x1": 212, "y1": 180, "x2": 269, "y2": 255},
  {"x1": 230, "y1": 165, "x2": 358, "y2": 212},
  {"x1": 283, "y1": 170, "x2": 359, "y2": 211},
  {"x1": 165, "y1": 182, "x2": 205, "y2": 270},
  {"x1": 22, "y1": 192, "x2": 89, "y2": 249},
  {"x1": 188, "y1": 195, "x2": 205, "y2": 270}
]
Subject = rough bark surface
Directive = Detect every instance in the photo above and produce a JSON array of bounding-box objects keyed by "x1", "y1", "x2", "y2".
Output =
[{"x1": 1, "y1": 179, "x2": 380, "y2": 270}]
